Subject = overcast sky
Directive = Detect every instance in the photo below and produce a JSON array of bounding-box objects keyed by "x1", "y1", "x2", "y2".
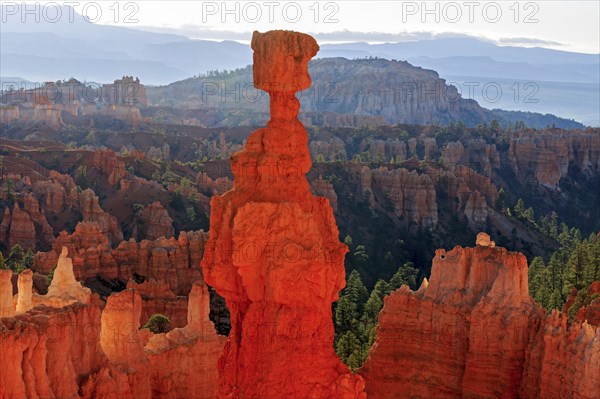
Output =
[{"x1": 15, "y1": 1, "x2": 600, "y2": 53}]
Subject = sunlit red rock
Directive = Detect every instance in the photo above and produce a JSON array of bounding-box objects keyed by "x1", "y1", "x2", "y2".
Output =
[
  {"x1": 360, "y1": 166, "x2": 438, "y2": 228},
  {"x1": 0, "y1": 278, "x2": 223, "y2": 399},
  {"x1": 34, "y1": 229, "x2": 206, "y2": 299},
  {"x1": 127, "y1": 278, "x2": 188, "y2": 330},
  {"x1": 0, "y1": 303, "x2": 107, "y2": 399},
  {"x1": 201, "y1": 30, "x2": 366, "y2": 399},
  {"x1": 310, "y1": 174, "x2": 338, "y2": 211},
  {"x1": 508, "y1": 130, "x2": 600, "y2": 188},
  {"x1": 563, "y1": 281, "x2": 600, "y2": 326},
  {"x1": 144, "y1": 281, "x2": 226, "y2": 398},
  {"x1": 360, "y1": 234, "x2": 600, "y2": 399},
  {"x1": 41, "y1": 246, "x2": 91, "y2": 306},
  {"x1": 15, "y1": 269, "x2": 33, "y2": 314},
  {"x1": 0, "y1": 269, "x2": 14, "y2": 317}
]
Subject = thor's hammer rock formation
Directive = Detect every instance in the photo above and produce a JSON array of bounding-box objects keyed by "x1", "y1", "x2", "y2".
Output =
[{"x1": 201, "y1": 30, "x2": 367, "y2": 399}]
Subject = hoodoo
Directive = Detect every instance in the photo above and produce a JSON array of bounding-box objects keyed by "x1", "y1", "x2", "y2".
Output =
[{"x1": 201, "y1": 30, "x2": 366, "y2": 398}]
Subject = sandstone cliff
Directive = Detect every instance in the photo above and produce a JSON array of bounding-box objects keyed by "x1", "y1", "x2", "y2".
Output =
[
  {"x1": 34, "y1": 227, "x2": 206, "y2": 289},
  {"x1": 360, "y1": 233, "x2": 600, "y2": 399},
  {"x1": 508, "y1": 130, "x2": 600, "y2": 188},
  {"x1": 360, "y1": 166, "x2": 438, "y2": 228}
]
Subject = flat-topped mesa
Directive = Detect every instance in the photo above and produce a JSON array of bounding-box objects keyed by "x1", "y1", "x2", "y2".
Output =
[{"x1": 202, "y1": 30, "x2": 365, "y2": 399}]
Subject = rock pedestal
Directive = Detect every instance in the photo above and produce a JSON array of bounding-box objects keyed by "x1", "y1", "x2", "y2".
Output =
[{"x1": 201, "y1": 30, "x2": 366, "y2": 399}]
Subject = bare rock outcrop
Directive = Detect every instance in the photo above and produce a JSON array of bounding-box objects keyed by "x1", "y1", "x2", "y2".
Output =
[
  {"x1": 144, "y1": 281, "x2": 226, "y2": 398},
  {"x1": 128, "y1": 279, "x2": 188, "y2": 330},
  {"x1": 0, "y1": 269, "x2": 14, "y2": 318},
  {"x1": 135, "y1": 201, "x2": 174, "y2": 241},
  {"x1": 310, "y1": 175, "x2": 338, "y2": 211},
  {"x1": 42, "y1": 247, "x2": 91, "y2": 306},
  {"x1": 79, "y1": 189, "x2": 123, "y2": 244},
  {"x1": 92, "y1": 149, "x2": 127, "y2": 186},
  {"x1": 361, "y1": 166, "x2": 438, "y2": 228},
  {"x1": 508, "y1": 130, "x2": 600, "y2": 188},
  {"x1": 360, "y1": 234, "x2": 599, "y2": 399}
]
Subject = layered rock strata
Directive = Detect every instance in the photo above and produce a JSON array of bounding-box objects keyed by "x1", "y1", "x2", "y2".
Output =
[
  {"x1": 201, "y1": 30, "x2": 366, "y2": 398},
  {"x1": 360, "y1": 233, "x2": 600, "y2": 399}
]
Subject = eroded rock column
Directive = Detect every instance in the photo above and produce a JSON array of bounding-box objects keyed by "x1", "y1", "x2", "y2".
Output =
[
  {"x1": 201, "y1": 30, "x2": 366, "y2": 399},
  {"x1": 45, "y1": 246, "x2": 91, "y2": 305},
  {"x1": 15, "y1": 269, "x2": 33, "y2": 314},
  {"x1": 0, "y1": 269, "x2": 14, "y2": 317}
]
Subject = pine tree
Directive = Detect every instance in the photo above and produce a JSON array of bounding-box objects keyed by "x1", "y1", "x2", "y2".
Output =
[
  {"x1": 142, "y1": 314, "x2": 171, "y2": 333},
  {"x1": 344, "y1": 270, "x2": 369, "y2": 307},
  {"x1": 514, "y1": 198, "x2": 525, "y2": 217},
  {"x1": 528, "y1": 256, "x2": 545, "y2": 297},
  {"x1": 334, "y1": 331, "x2": 362, "y2": 368},
  {"x1": 389, "y1": 262, "x2": 419, "y2": 290},
  {"x1": 549, "y1": 287, "x2": 564, "y2": 310},
  {"x1": 0, "y1": 252, "x2": 7, "y2": 270},
  {"x1": 22, "y1": 250, "x2": 34, "y2": 269},
  {"x1": 549, "y1": 212, "x2": 559, "y2": 239},
  {"x1": 334, "y1": 295, "x2": 359, "y2": 333},
  {"x1": 7, "y1": 244, "x2": 24, "y2": 272}
]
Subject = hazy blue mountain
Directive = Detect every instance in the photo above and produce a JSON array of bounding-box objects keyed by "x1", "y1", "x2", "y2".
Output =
[{"x1": 1, "y1": 4, "x2": 598, "y2": 125}]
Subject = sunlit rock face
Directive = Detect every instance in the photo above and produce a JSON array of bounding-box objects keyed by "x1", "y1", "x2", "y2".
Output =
[
  {"x1": 201, "y1": 30, "x2": 366, "y2": 399},
  {"x1": 360, "y1": 233, "x2": 600, "y2": 399},
  {"x1": 43, "y1": 247, "x2": 91, "y2": 306}
]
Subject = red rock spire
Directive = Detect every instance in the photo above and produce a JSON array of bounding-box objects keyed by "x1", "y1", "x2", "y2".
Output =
[{"x1": 201, "y1": 30, "x2": 366, "y2": 399}]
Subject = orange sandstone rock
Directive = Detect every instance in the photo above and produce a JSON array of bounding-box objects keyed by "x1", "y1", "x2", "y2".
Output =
[
  {"x1": 79, "y1": 188, "x2": 123, "y2": 244},
  {"x1": 0, "y1": 269, "x2": 14, "y2": 317},
  {"x1": 0, "y1": 278, "x2": 222, "y2": 399},
  {"x1": 127, "y1": 279, "x2": 188, "y2": 330},
  {"x1": 201, "y1": 30, "x2": 365, "y2": 399},
  {"x1": 93, "y1": 149, "x2": 127, "y2": 187},
  {"x1": 15, "y1": 269, "x2": 33, "y2": 314},
  {"x1": 8, "y1": 203, "x2": 36, "y2": 250},
  {"x1": 144, "y1": 281, "x2": 226, "y2": 399},
  {"x1": 135, "y1": 201, "x2": 174, "y2": 241},
  {"x1": 43, "y1": 247, "x2": 91, "y2": 306},
  {"x1": 360, "y1": 234, "x2": 599, "y2": 399}
]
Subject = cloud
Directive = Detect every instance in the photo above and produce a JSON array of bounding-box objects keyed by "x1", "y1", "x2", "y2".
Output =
[
  {"x1": 131, "y1": 25, "x2": 565, "y2": 50},
  {"x1": 132, "y1": 25, "x2": 497, "y2": 44},
  {"x1": 498, "y1": 37, "x2": 564, "y2": 46}
]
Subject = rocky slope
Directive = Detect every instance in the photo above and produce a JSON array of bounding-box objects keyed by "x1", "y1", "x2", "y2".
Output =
[{"x1": 360, "y1": 233, "x2": 600, "y2": 399}]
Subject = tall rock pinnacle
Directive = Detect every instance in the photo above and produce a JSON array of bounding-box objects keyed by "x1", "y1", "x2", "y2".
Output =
[{"x1": 201, "y1": 30, "x2": 366, "y2": 399}]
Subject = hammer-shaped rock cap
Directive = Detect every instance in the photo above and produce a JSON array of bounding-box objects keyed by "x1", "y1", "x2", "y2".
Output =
[{"x1": 251, "y1": 30, "x2": 319, "y2": 92}]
